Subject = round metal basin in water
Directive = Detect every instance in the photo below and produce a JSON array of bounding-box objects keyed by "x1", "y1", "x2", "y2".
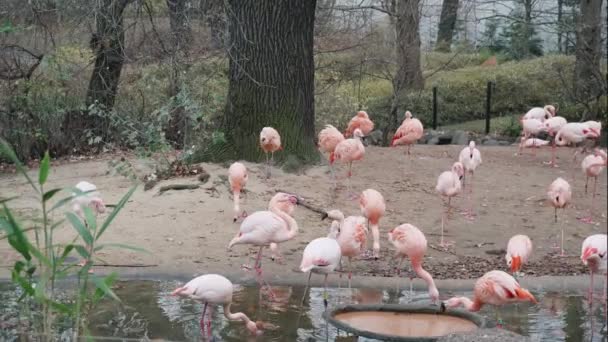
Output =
[{"x1": 324, "y1": 304, "x2": 489, "y2": 341}]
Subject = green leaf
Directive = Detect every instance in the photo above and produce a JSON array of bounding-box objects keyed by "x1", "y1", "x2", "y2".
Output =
[
  {"x1": 73, "y1": 245, "x2": 90, "y2": 259},
  {"x1": 43, "y1": 188, "x2": 62, "y2": 203},
  {"x1": 66, "y1": 212, "x2": 93, "y2": 245},
  {"x1": 0, "y1": 196, "x2": 18, "y2": 204},
  {"x1": 27, "y1": 244, "x2": 51, "y2": 268},
  {"x1": 92, "y1": 273, "x2": 120, "y2": 302},
  {"x1": 94, "y1": 243, "x2": 150, "y2": 254},
  {"x1": 83, "y1": 207, "x2": 97, "y2": 233},
  {"x1": 0, "y1": 205, "x2": 31, "y2": 261},
  {"x1": 38, "y1": 151, "x2": 50, "y2": 186},
  {"x1": 96, "y1": 185, "x2": 137, "y2": 240},
  {"x1": 55, "y1": 244, "x2": 75, "y2": 267},
  {"x1": 0, "y1": 138, "x2": 39, "y2": 194},
  {"x1": 49, "y1": 195, "x2": 76, "y2": 212},
  {"x1": 48, "y1": 300, "x2": 72, "y2": 314}
]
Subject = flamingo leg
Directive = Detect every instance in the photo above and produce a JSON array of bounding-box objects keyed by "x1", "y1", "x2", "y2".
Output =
[
  {"x1": 253, "y1": 246, "x2": 275, "y2": 300},
  {"x1": 589, "y1": 271, "x2": 594, "y2": 305},
  {"x1": 348, "y1": 257, "x2": 353, "y2": 290},
  {"x1": 200, "y1": 303, "x2": 208, "y2": 336},
  {"x1": 323, "y1": 274, "x2": 329, "y2": 309},
  {"x1": 265, "y1": 152, "x2": 270, "y2": 179},
  {"x1": 300, "y1": 271, "x2": 313, "y2": 307},
  {"x1": 495, "y1": 307, "x2": 503, "y2": 328},
  {"x1": 580, "y1": 176, "x2": 598, "y2": 224},
  {"x1": 346, "y1": 162, "x2": 356, "y2": 200},
  {"x1": 585, "y1": 176, "x2": 589, "y2": 194}
]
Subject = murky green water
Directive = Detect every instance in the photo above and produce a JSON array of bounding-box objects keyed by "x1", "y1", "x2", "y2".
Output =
[{"x1": 1, "y1": 280, "x2": 606, "y2": 341}]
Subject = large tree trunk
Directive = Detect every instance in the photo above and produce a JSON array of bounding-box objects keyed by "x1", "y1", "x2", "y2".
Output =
[
  {"x1": 574, "y1": 0, "x2": 605, "y2": 119},
  {"x1": 435, "y1": 0, "x2": 459, "y2": 52},
  {"x1": 223, "y1": 0, "x2": 317, "y2": 161}
]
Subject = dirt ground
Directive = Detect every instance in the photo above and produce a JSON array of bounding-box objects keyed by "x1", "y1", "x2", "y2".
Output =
[{"x1": 0, "y1": 145, "x2": 606, "y2": 281}]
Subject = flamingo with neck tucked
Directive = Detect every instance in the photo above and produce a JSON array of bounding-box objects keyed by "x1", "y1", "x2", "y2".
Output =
[
  {"x1": 359, "y1": 189, "x2": 386, "y2": 259},
  {"x1": 581, "y1": 234, "x2": 607, "y2": 307},
  {"x1": 267, "y1": 192, "x2": 297, "y2": 263},
  {"x1": 260, "y1": 127, "x2": 282, "y2": 179},
  {"x1": 318, "y1": 124, "x2": 345, "y2": 186},
  {"x1": 391, "y1": 111, "x2": 424, "y2": 158},
  {"x1": 228, "y1": 162, "x2": 248, "y2": 223},
  {"x1": 547, "y1": 177, "x2": 571, "y2": 256},
  {"x1": 344, "y1": 111, "x2": 374, "y2": 137},
  {"x1": 435, "y1": 162, "x2": 465, "y2": 248},
  {"x1": 458, "y1": 141, "x2": 482, "y2": 220},
  {"x1": 332, "y1": 128, "x2": 365, "y2": 199},
  {"x1": 579, "y1": 149, "x2": 607, "y2": 224},
  {"x1": 543, "y1": 116, "x2": 567, "y2": 167}
]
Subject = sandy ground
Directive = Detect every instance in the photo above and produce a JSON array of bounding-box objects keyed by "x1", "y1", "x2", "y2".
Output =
[{"x1": 0, "y1": 145, "x2": 606, "y2": 282}]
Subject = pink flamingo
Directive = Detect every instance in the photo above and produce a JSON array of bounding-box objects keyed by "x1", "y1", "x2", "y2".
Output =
[
  {"x1": 260, "y1": 127, "x2": 282, "y2": 178},
  {"x1": 522, "y1": 105, "x2": 556, "y2": 121},
  {"x1": 359, "y1": 189, "x2": 385, "y2": 259},
  {"x1": 323, "y1": 209, "x2": 367, "y2": 288},
  {"x1": 71, "y1": 181, "x2": 106, "y2": 269},
  {"x1": 505, "y1": 234, "x2": 533, "y2": 277},
  {"x1": 581, "y1": 234, "x2": 607, "y2": 306},
  {"x1": 332, "y1": 128, "x2": 365, "y2": 199},
  {"x1": 228, "y1": 193, "x2": 299, "y2": 297},
  {"x1": 435, "y1": 162, "x2": 465, "y2": 248},
  {"x1": 344, "y1": 111, "x2": 374, "y2": 137},
  {"x1": 458, "y1": 141, "x2": 482, "y2": 220},
  {"x1": 388, "y1": 223, "x2": 439, "y2": 303},
  {"x1": 518, "y1": 118, "x2": 545, "y2": 155},
  {"x1": 543, "y1": 116, "x2": 567, "y2": 167},
  {"x1": 318, "y1": 124, "x2": 345, "y2": 186},
  {"x1": 299, "y1": 236, "x2": 342, "y2": 309},
  {"x1": 441, "y1": 270, "x2": 537, "y2": 325},
  {"x1": 267, "y1": 192, "x2": 297, "y2": 263},
  {"x1": 579, "y1": 149, "x2": 607, "y2": 224},
  {"x1": 547, "y1": 177, "x2": 571, "y2": 256},
  {"x1": 391, "y1": 111, "x2": 424, "y2": 158},
  {"x1": 171, "y1": 274, "x2": 261, "y2": 338},
  {"x1": 555, "y1": 122, "x2": 601, "y2": 178},
  {"x1": 228, "y1": 162, "x2": 248, "y2": 223}
]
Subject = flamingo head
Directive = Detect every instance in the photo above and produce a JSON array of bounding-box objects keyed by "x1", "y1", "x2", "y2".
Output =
[
  {"x1": 357, "y1": 110, "x2": 369, "y2": 118},
  {"x1": 353, "y1": 128, "x2": 364, "y2": 139},
  {"x1": 272, "y1": 192, "x2": 299, "y2": 206},
  {"x1": 554, "y1": 131, "x2": 567, "y2": 146},
  {"x1": 544, "y1": 105, "x2": 556, "y2": 119},
  {"x1": 514, "y1": 288, "x2": 538, "y2": 304},
  {"x1": 452, "y1": 162, "x2": 465, "y2": 179},
  {"x1": 323, "y1": 209, "x2": 344, "y2": 221},
  {"x1": 581, "y1": 246, "x2": 602, "y2": 265},
  {"x1": 89, "y1": 198, "x2": 106, "y2": 215},
  {"x1": 468, "y1": 141, "x2": 476, "y2": 157},
  {"x1": 506, "y1": 254, "x2": 522, "y2": 273},
  {"x1": 582, "y1": 128, "x2": 600, "y2": 139},
  {"x1": 405, "y1": 111, "x2": 412, "y2": 119}
]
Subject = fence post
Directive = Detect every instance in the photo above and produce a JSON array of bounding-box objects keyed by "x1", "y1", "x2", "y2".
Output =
[
  {"x1": 432, "y1": 86, "x2": 438, "y2": 130},
  {"x1": 485, "y1": 81, "x2": 492, "y2": 135}
]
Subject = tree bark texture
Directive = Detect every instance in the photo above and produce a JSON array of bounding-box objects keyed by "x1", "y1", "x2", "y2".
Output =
[
  {"x1": 522, "y1": 0, "x2": 532, "y2": 57},
  {"x1": 574, "y1": 0, "x2": 606, "y2": 112},
  {"x1": 435, "y1": 0, "x2": 459, "y2": 52},
  {"x1": 167, "y1": 0, "x2": 192, "y2": 53},
  {"x1": 557, "y1": 0, "x2": 563, "y2": 53},
  {"x1": 223, "y1": 0, "x2": 317, "y2": 161},
  {"x1": 394, "y1": 0, "x2": 424, "y2": 92}
]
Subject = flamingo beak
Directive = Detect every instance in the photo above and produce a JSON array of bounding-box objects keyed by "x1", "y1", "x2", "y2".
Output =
[
  {"x1": 510, "y1": 256, "x2": 521, "y2": 273},
  {"x1": 321, "y1": 212, "x2": 328, "y2": 221},
  {"x1": 329, "y1": 152, "x2": 335, "y2": 164},
  {"x1": 582, "y1": 247, "x2": 598, "y2": 264}
]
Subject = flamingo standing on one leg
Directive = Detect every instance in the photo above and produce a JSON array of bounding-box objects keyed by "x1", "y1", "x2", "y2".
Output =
[
  {"x1": 543, "y1": 116, "x2": 567, "y2": 167},
  {"x1": 435, "y1": 162, "x2": 464, "y2": 248},
  {"x1": 318, "y1": 124, "x2": 345, "y2": 187},
  {"x1": 260, "y1": 127, "x2": 282, "y2": 179},
  {"x1": 391, "y1": 111, "x2": 424, "y2": 159},
  {"x1": 332, "y1": 128, "x2": 365, "y2": 199},
  {"x1": 359, "y1": 189, "x2": 386, "y2": 260},
  {"x1": 299, "y1": 236, "x2": 342, "y2": 309},
  {"x1": 581, "y1": 234, "x2": 607, "y2": 308},
  {"x1": 458, "y1": 141, "x2": 482, "y2": 220},
  {"x1": 388, "y1": 224, "x2": 439, "y2": 303},
  {"x1": 579, "y1": 149, "x2": 607, "y2": 224},
  {"x1": 71, "y1": 181, "x2": 106, "y2": 270},
  {"x1": 228, "y1": 193, "x2": 299, "y2": 299},
  {"x1": 441, "y1": 270, "x2": 537, "y2": 326},
  {"x1": 323, "y1": 209, "x2": 367, "y2": 288},
  {"x1": 505, "y1": 234, "x2": 533, "y2": 277},
  {"x1": 519, "y1": 118, "x2": 545, "y2": 156},
  {"x1": 228, "y1": 162, "x2": 248, "y2": 223},
  {"x1": 171, "y1": 274, "x2": 261, "y2": 338},
  {"x1": 547, "y1": 177, "x2": 572, "y2": 256},
  {"x1": 344, "y1": 110, "x2": 374, "y2": 138},
  {"x1": 267, "y1": 192, "x2": 297, "y2": 263}
]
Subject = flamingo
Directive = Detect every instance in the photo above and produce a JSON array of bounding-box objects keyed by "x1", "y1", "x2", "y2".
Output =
[
  {"x1": 441, "y1": 270, "x2": 537, "y2": 325},
  {"x1": 522, "y1": 138, "x2": 550, "y2": 148},
  {"x1": 318, "y1": 124, "x2": 345, "y2": 186},
  {"x1": 344, "y1": 110, "x2": 374, "y2": 137},
  {"x1": 323, "y1": 209, "x2": 367, "y2": 288},
  {"x1": 228, "y1": 193, "x2": 299, "y2": 297},
  {"x1": 555, "y1": 122, "x2": 601, "y2": 178},
  {"x1": 547, "y1": 177, "x2": 571, "y2": 256},
  {"x1": 505, "y1": 234, "x2": 533, "y2": 277},
  {"x1": 543, "y1": 116, "x2": 567, "y2": 166},
  {"x1": 579, "y1": 149, "x2": 607, "y2": 224},
  {"x1": 299, "y1": 236, "x2": 342, "y2": 309},
  {"x1": 359, "y1": 189, "x2": 386, "y2": 259},
  {"x1": 388, "y1": 224, "x2": 439, "y2": 303},
  {"x1": 391, "y1": 111, "x2": 424, "y2": 158},
  {"x1": 518, "y1": 118, "x2": 545, "y2": 155},
  {"x1": 228, "y1": 162, "x2": 248, "y2": 223},
  {"x1": 260, "y1": 127, "x2": 282, "y2": 178},
  {"x1": 171, "y1": 274, "x2": 261, "y2": 337},
  {"x1": 458, "y1": 141, "x2": 482, "y2": 220},
  {"x1": 71, "y1": 181, "x2": 106, "y2": 269},
  {"x1": 267, "y1": 192, "x2": 297, "y2": 263},
  {"x1": 435, "y1": 162, "x2": 465, "y2": 248},
  {"x1": 522, "y1": 105, "x2": 556, "y2": 121},
  {"x1": 332, "y1": 128, "x2": 365, "y2": 199},
  {"x1": 581, "y1": 234, "x2": 607, "y2": 307}
]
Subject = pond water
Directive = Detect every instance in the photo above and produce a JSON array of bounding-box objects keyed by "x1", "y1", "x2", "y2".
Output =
[{"x1": 0, "y1": 279, "x2": 606, "y2": 341}]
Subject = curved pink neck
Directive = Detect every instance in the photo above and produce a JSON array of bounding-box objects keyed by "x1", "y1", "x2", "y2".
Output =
[
  {"x1": 452, "y1": 297, "x2": 480, "y2": 311},
  {"x1": 412, "y1": 261, "x2": 437, "y2": 296},
  {"x1": 224, "y1": 303, "x2": 253, "y2": 325},
  {"x1": 270, "y1": 203, "x2": 298, "y2": 239},
  {"x1": 233, "y1": 191, "x2": 240, "y2": 216}
]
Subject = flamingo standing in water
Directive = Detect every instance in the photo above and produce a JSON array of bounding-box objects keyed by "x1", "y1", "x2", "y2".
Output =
[
  {"x1": 359, "y1": 189, "x2": 386, "y2": 259},
  {"x1": 318, "y1": 124, "x2": 345, "y2": 186},
  {"x1": 458, "y1": 141, "x2": 482, "y2": 220},
  {"x1": 228, "y1": 162, "x2": 248, "y2": 223},
  {"x1": 581, "y1": 234, "x2": 607, "y2": 306},
  {"x1": 388, "y1": 224, "x2": 439, "y2": 303},
  {"x1": 441, "y1": 270, "x2": 537, "y2": 325},
  {"x1": 171, "y1": 274, "x2": 261, "y2": 338},
  {"x1": 71, "y1": 181, "x2": 106, "y2": 269},
  {"x1": 391, "y1": 111, "x2": 424, "y2": 158},
  {"x1": 228, "y1": 193, "x2": 299, "y2": 298},
  {"x1": 299, "y1": 236, "x2": 342, "y2": 309},
  {"x1": 267, "y1": 192, "x2": 297, "y2": 263},
  {"x1": 519, "y1": 118, "x2": 545, "y2": 155},
  {"x1": 332, "y1": 128, "x2": 365, "y2": 199},
  {"x1": 505, "y1": 234, "x2": 533, "y2": 277},
  {"x1": 323, "y1": 209, "x2": 367, "y2": 288},
  {"x1": 435, "y1": 162, "x2": 465, "y2": 248},
  {"x1": 260, "y1": 127, "x2": 282, "y2": 178},
  {"x1": 579, "y1": 149, "x2": 607, "y2": 224},
  {"x1": 344, "y1": 110, "x2": 374, "y2": 137},
  {"x1": 543, "y1": 116, "x2": 567, "y2": 167},
  {"x1": 547, "y1": 177, "x2": 572, "y2": 256}
]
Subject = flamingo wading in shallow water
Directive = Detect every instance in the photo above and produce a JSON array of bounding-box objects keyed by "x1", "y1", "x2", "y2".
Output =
[
  {"x1": 579, "y1": 149, "x2": 607, "y2": 224},
  {"x1": 505, "y1": 234, "x2": 533, "y2": 277},
  {"x1": 391, "y1": 111, "x2": 424, "y2": 159},
  {"x1": 332, "y1": 128, "x2": 365, "y2": 199},
  {"x1": 458, "y1": 141, "x2": 482, "y2": 220},
  {"x1": 299, "y1": 237, "x2": 342, "y2": 309},
  {"x1": 344, "y1": 111, "x2": 374, "y2": 138},
  {"x1": 388, "y1": 224, "x2": 439, "y2": 303},
  {"x1": 228, "y1": 162, "x2": 248, "y2": 223},
  {"x1": 260, "y1": 127, "x2": 282, "y2": 179},
  {"x1": 359, "y1": 188, "x2": 386, "y2": 259},
  {"x1": 171, "y1": 274, "x2": 261, "y2": 337},
  {"x1": 435, "y1": 162, "x2": 465, "y2": 248},
  {"x1": 580, "y1": 234, "x2": 607, "y2": 307},
  {"x1": 318, "y1": 124, "x2": 345, "y2": 186},
  {"x1": 547, "y1": 177, "x2": 571, "y2": 256}
]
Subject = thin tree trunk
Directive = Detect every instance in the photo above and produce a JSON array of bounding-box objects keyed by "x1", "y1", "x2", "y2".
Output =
[
  {"x1": 395, "y1": 0, "x2": 424, "y2": 91},
  {"x1": 203, "y1": 0, "x2": 225, "y2": 49},
  {"x1": 557, "y1": 0, "x2": 563, "y2": 53},
  {"x1": 222, "y1": 0, "x2": 317, "y2": 161},
  {"x1": 523, "y1": 0, "x2": 532, "y2": 57},
  {"x1": 435, "y1": 0, "x2": 459, "y2": 52},
  {"x1": 167, "y1": 0, "x2": 192, "y2": 53}
]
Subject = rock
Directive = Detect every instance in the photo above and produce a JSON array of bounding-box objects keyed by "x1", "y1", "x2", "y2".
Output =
[
  {"x1": 367, "y1": 130, "x2": 383, "y2": 145},
  {"x1": 498, "y1": 140, "x2": 511, "y2": 146},
  {"x1": 428, "y1": 136, "x2": 440, "y2": 145},
  {"x1": 451, "y1": 130, "x2": 469, "y2": 145},
  {"x1": 437, "y1": 328, "x2": 530, "y2": 342},
  {"x1": 482, "y1": 138, "x2": 500, "y2": 146}
]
